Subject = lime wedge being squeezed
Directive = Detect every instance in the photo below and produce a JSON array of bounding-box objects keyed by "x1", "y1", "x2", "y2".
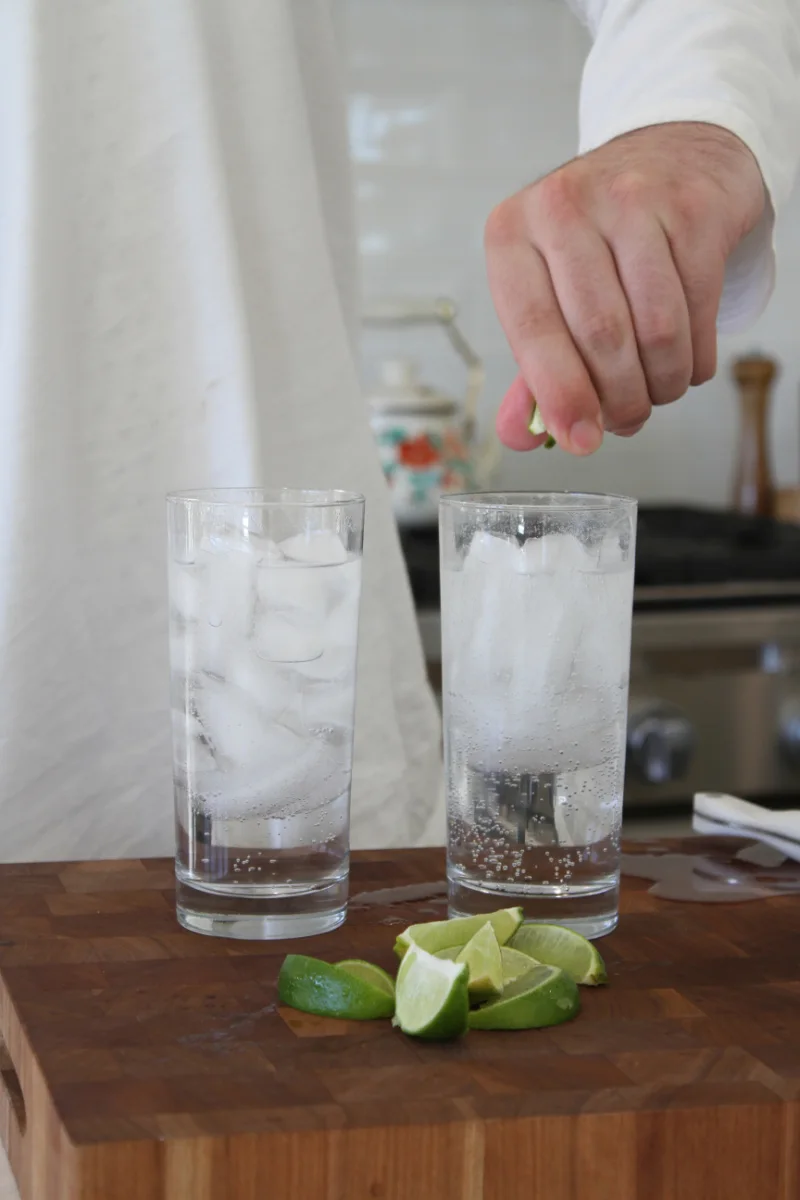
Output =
[{"x1": 528, "y1": 402, "x2": 557, "y2": 449}]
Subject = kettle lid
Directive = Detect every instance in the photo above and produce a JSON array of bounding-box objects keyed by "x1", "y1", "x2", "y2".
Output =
[{"x1": 367, "y1": 359, "x2": 457, "y2": 416}]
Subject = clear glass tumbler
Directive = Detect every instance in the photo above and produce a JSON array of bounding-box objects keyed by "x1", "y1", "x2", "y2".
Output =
[
  {"x1": 167, "y1": 488, "x2": 364, "y2": 939},
  {"x1": 440, "y1": 492, "x2": 637, "y2": 938}
]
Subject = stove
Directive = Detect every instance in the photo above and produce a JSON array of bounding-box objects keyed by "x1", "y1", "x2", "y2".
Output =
[{"x1": 403, "y1": 505, "x2": 800, "y2": 809}]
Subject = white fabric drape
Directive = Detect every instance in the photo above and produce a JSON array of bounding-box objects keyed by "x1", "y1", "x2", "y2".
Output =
[{"x1": 0, "y1": 0, "x2": 443, "y2": 861}]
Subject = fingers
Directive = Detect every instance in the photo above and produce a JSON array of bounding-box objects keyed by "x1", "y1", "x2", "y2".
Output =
[
  {"x1": 661, "y1": 223, "x2": 725, "y2": 387},
  {"x1": 495, "y1": 374, "x2": 546, "y2": 452},
  {"x1": 485, "y1": 209, "x2": 604, "y2": 455},
  {"x1": 605, "y1": 212, "x2": 694, "y2": 406},
  {"x1": 532, "y1": 205, "x2": 652, "y2": 434}
]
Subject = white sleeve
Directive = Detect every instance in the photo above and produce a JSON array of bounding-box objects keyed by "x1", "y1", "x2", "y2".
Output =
[{"x1": 568, "y1": 0, "x2": 800, "y2": 332}]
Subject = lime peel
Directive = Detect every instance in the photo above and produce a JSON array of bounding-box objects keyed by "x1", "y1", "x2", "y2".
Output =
[
  {"x1": 468, "y1": 963, "x2": 580, "y2": 1031},
  {"x1": 278, "y1": 954, "x2": 395, "y2": 1020}
]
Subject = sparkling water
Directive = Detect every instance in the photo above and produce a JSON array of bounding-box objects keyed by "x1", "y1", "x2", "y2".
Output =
[
  {"x1": 442, "y1": 521, "x2": 634, "y2": 937},
  {"x1": 169, "y1": 525, "x2": 360, "y2": 937}
]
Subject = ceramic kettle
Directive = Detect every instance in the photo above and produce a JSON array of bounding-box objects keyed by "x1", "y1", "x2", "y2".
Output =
[{"x1": 363, "y1": 297, "x2": 498, "y2": 527}]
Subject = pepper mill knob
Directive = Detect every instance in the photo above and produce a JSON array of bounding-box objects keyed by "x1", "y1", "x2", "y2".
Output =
[{"x1": 731, "y1": 353, "x2": 778, "y2": 518}]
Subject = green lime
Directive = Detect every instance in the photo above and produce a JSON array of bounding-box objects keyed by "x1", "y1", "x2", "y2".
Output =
[
  {"x1": 500, "y1": 945, "x2": 539, "y2": 984},
  {"x1": 336, "y1": 959, "x2": 396, "y2": 999},
  {"x1": 457, "y1": 921, "x2": 503, "y2": 1003},
  {"x1": 528, "y1": 402, "x2": 556, "y2": 449},
  {"x1": 278, "y1": 954, "x2": 395, "y2": 1020},
  {"x1": 393, "y1": 945, "x2": 469, "y2": 1040},
  {"x1": 394, "y1": 907, "x2": 523, "y2": 961},
  {"x1": 434, "y1": 946, "x2": 462, "y2": 961},
  {"x1": 509, "y1": 924, "x2": 607, "y2": 986},
  {"x1": 468, "y1": 964, "x2": 580, "y2": 1031}
]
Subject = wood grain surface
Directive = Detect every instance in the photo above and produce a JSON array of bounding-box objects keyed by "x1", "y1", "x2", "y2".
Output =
[{"x1": 0, "y1": 842, "x2": 797, "y2": 1199}]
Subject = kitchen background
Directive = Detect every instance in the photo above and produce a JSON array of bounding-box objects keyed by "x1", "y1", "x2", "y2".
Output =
[
  {"x1": 334, "y1": 0, "x2": 800, "y2": 503},
  {"x1": 333, "y1": 0, "x2": 800, "y2": 826}
]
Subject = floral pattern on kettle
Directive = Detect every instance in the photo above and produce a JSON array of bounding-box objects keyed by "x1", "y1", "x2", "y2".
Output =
[{"x1": 376, "y1": 426, "x2": 474, "y2": 511}]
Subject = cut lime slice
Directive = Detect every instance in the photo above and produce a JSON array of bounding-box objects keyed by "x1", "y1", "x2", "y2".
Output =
[
  {"x1": 457, "y1": 922, "x2": 503, "y2": 1003},
  {"x1": 500, "y1": 945, "x2": 539, "y2": 985},
  {"x1": 336, "y1": 959, "x2": 396, "y2": 999},
  {"x1": 279, "y1": 954, "x2": 395, "y2": 1020},
  {"x1": 434, "y1": 946, "x2": 461, "y2": 962},
  {"x1": 468, "y1": 964, "x2": 580, "y2": 1030},
  {"x1": 509, "y1": 924, "x2": 607, "y2": 986},
  {"x1": 393, "y1": 944, "x2": 469, "y2": 1040},
  {"x1": 394, "y1": 907, "x2": 523, "y2": 961},
  {"x1": 528, "y1": 402, "x2": 557, "y2": 449}
]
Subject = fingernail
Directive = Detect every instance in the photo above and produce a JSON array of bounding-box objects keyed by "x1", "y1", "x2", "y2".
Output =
[{"x1": 569, "y1": 418, "x2": 604, "y2": 455}]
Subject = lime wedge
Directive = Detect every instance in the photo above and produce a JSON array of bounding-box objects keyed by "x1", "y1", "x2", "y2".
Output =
[
  {"x1": 468, "y1": 964, "x2": 580, "y2": 1030},
  {"x1": 336, "y1": 959, "x2": 396, "y2": 999},
  {"x1": 528, "y1": 402, "x2": 557, "y2": 449},
  {"x1": 434, "y1": 946, "x2": 461, "y2": 962},
  {"x1": 394, "y1": 907, "x2": 523, "y2": 961},
  {"x1": 279, "y1": 954, "x2": 395, "y2": 1020},
  {"x1": 500, "y1": 945, "x2": 539, "y2": 985},
  {"x1": 509, "y1": 924, "x2": 607, "y2": 986},
  {"x1": 393, "y1": 945, "x2": 469, "y2": 1040},
  {"x1": 457, "y1": 922, "x2": 503, "y2": 1003}
]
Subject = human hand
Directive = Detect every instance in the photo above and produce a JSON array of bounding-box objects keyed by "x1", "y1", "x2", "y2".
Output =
[{"x1": 485, "y1": 122, "x2": 766, "y2": 454}]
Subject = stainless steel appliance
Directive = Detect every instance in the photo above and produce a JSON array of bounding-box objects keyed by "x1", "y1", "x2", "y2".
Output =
[{"x1": 406, "y1": 506, "x2": 800, "y2": 810}]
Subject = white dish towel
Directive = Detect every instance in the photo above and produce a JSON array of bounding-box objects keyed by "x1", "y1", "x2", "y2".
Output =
[{"x1": 693, "y1": 792, "x2": 800, "y2": 863}]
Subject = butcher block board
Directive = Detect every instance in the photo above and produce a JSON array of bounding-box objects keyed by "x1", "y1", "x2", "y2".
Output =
[{"x1": 0, "y1": 843, "x2": 798, "y2": 1200}]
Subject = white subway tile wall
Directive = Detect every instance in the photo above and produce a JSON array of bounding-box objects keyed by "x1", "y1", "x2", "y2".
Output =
[{"x1": 336, "y1": 0, "x2": 800, "y2": 503}]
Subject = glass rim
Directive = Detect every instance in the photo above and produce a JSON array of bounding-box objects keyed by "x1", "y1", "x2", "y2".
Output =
[
  {"x1": 166, "y1": 487, "x2": 365, "y2": 509},
  {"x1": 440, "y1": 490, "x2": 637, "y2": 513}
]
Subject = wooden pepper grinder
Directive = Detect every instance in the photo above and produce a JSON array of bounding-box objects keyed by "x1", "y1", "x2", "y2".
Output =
[{"x1": 732, "y1": 353, "x2": 778, "y2": 518}]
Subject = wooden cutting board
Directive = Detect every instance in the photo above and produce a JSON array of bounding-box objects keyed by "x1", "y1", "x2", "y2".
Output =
[{"x1": 0, "y1": 841, "x2": 798, "y2": 1200}]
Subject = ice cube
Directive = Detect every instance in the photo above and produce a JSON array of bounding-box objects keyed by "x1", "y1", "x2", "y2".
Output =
[
  {"x1": 301, "y1": 676, "x2": 356, "y2": 729},
  {"x1": 190, "y1": 619, "x2": 236, "y2": 680},
  {"x1": 257, "y1": 563, "x2": 326, "y2": 623},
  {"x1": 198, "y1": 538, "x2": 257, "y2": 638},
  {"x1": 464, "y1": 531, "x2": 522, "y2": 572},
  {"x1": 170, "y1": 563, "x2": 204, "y2": 623},
  {"x1": 226, "y1": 651, "x2": 300, "y2": 722},
  {"x1": 200, "y1": 730, "x2": 350, "y2": 819},
  {"x1": 171, "y1": 707, "x2": 217, "y2": 775},
  {"x1": 255, "y1": 613, "x2": 324, "y2": 663},
  {"x1": 193, "y1": 675, "x2": 274, "y2": 765},
  {"x1": 325, "y1": 595, "x2": 360, "y2": 649},
  {"x1": 296, "y1": 646, "x2": 355, "y2": 685},
  {"x1": 280, "y1": 530, "x2": 348, "y2": 566},
  {"x1": 324, "y1": 558, "x2": 362, "y2": 612},
  {"x1": 596, "y1": 532, "x2": 627, "y2": 572}
]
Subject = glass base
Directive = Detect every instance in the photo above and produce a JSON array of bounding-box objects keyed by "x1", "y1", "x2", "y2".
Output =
[
  {"x1": 175, "y1": 874, "x2": 347, "y2": 940},
  {"x1": 447, "y1": 874, "x2": 619, "y2": 940}
]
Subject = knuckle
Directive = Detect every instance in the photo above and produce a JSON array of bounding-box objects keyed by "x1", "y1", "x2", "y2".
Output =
[
  {"x1": 582, "y1": 312, "x2": 628, "y2": 359},
  {"x1": 639, "y1": 308, "x2": 681, "y2": 355},
  {"x1": 650, "y1": 368, "x2": 691, "y2": 404},
  {"x1": 670, "y1": 179, "x2": 716, "y2": 231},
  {"x1": 530, "y1": 168, "x2": 583, "y2": 224},
  {"x1": 605, "y1": 403, "x2": 651, "y2": 433},
  {"x1": 606, "y1": 169, "x2": 650, "y2": 212},
  {"x1": 484, "y1": 200, "x2": 519, "y2": 252}
]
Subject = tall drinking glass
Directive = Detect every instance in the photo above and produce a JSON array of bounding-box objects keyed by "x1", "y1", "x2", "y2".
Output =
[
  {"x1": 167, "y1": 489, "x2": 364, "y2": 939},
  {"x1": 440, "y1": 492, "x2": 637, "y2": 938}
]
